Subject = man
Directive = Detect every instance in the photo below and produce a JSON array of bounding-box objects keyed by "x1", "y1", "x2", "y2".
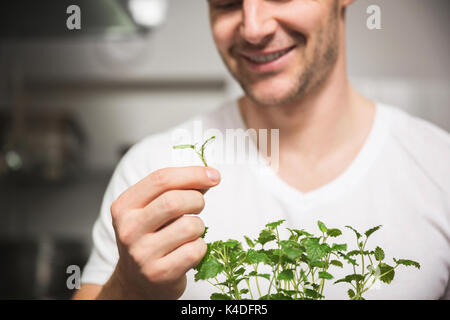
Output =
[{"x1": 74, "y1": 0, "x2": 450, "y2": 299}]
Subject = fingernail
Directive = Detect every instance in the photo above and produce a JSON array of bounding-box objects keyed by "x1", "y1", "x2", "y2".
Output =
[{"x1": 206, "y1": 167, "x2": 220, "y2": 183}]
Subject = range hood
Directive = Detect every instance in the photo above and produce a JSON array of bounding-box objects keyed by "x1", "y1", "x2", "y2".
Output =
[{"x1": 0, "y1": 0, "x2": 168, "y2": 39}]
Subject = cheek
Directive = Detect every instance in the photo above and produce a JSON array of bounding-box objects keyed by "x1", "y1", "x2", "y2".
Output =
[
  {"x1": 275, "y1": 1, "x2": 326, "y2": 36},
  {"x1": 210, "y1": 13, "x2": 241, "y2": 54}
]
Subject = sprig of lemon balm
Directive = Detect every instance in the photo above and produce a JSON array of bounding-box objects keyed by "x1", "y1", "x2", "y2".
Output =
[{"x1": 173, "y1": 136, "x2": 216, "y2": 167}]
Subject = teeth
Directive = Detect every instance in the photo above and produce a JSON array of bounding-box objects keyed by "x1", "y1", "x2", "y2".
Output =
[{"x1": 247, "y1": 48, "x2": 290, "y2": 63}]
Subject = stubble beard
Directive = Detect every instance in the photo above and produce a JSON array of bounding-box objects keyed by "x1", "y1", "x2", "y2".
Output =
[{"x1": 223, "y1": 5, "x2": 340, "y2": 108}]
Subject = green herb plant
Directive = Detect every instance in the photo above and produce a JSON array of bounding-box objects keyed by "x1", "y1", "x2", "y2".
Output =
[
  {"x1": 172, "y1": 135, "x2": 216, "y2": 167},
  {"x1": 173, "y1": 137, "x2": 420, "y2": 300}
]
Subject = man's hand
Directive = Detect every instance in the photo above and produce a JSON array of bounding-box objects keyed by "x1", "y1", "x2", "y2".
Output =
[{"x1": 97, "y1": 166, "x2": 221, "y2": 300}]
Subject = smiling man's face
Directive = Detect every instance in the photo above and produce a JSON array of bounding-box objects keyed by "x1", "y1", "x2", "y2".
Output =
[{"x1": 208, "y1": 0, "x2": 344, "y2": 107}]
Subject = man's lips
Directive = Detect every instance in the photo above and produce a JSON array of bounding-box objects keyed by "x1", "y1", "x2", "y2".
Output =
[
  {"x1": 237, "y1": 45, "x2": 297, "y2": 73},
  {"x1": 239, "y1": 45, "x2": 297, "y2": 63}
]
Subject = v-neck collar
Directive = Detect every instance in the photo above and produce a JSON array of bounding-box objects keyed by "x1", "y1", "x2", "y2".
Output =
[{"x1": 229, "y1": 100, "x2": 393, "y2": 211}]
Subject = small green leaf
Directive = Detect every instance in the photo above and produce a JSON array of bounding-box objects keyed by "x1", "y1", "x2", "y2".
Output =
[
  {"x1": 364, "y1": 225, "x2": 382, "y2": 238},
  {"x1": 303, "y1": 238, "x2": 327, "y2": 262},
  {"x1": 201, "y1": 226, "x2": 208, "y2": 239},
  {"x1": 194, "y1": 258, "x2": 224, "y2": 281},
  {"x1": 257, "y1": 229, "x2": 276, "y2": 246},
  {"x1": 318, "y1": 271, "x2": 333, "y2": 280},
  {"x1": 304, "y1": 289, "x2": 322, "y2": 299},
  {"x1": 280, "y1": 289, "x2": 298, "y2": 297},
  {"x1": 265, "y1": 220, "x2": 285, "y2": 229},
  {"x1": 318, "y1": 221, "x2": 328, "y2": 233},
  {"x1": 280, "y1": 241, "x2": 303, "y2": 260},
  {"x1": 277, "y1": 269, "x2": 294, "y2": 281},
  {"x1": 309, "y1": 260, "x2": 327, "y2": 268},
  {"x1": 244, "y1": 236, "x2": 255, "y2": 248},
  {"x1": 235, "y1": 267, "x2": 246, "y2": 276},
  {"x1": 210, "y1": 293, "x2": 232, "y2": 300},
  {"x1": 331, "y1": 243, "x2": 347, "y2": 252},
  {"x1": 338, "y1": 252, "x2": 358, "y2": 266},
  {"x1": 269, "y1": 293, "x2": 293, "y2": 300},
  {"x1": 347, "y1": 289, "x2": 355, "y2": 299},
  {"x1": 378, "y1": 263, "x2": 395, "y2": 284},
  {"x1": 224, "y1": 239, "x2": 241, "y2": 248},
  {"x1": 374, "y1": 246, "x2": 385, "y2": 261},
  {"x1": 288, "y1": 228, "x2": 313, "y2": 238},
  {"x1": 347, "y1": 250, "x2": 360, "y2": 257},
  {"x1": 172, "y1": 144, "x2": 195, "y2": 149},
  {"x1": 257, "y1": 273, "x2": 271, "y2": 281},
  {"x1": 326, "y1": 228, "x2": 342, "y2": 237},
  {"x1": 393, "y1": 258, "x2": 420, "y2": 269},
  {"x1": 246, "y1": 249, "x2": 268, "y2": 264},
  {"x1": 334, "y1": 274, "x2": 364, "y2": 284},
  {"x1": 345, "y1": 226, "x2": 362, "y2": 239},
  {"x1": 330, "y1": 260, "x2": 343, "y2": 268}
]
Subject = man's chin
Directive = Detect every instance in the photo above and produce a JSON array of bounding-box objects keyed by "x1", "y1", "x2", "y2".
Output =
[{"x1": 243, "y1": 85, "x2": 300, "y2": 107}]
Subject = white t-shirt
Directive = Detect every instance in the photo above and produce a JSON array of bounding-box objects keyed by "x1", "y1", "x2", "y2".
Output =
[{"x1": 81, "y1": 100, "x2": 450, "y2": 300}]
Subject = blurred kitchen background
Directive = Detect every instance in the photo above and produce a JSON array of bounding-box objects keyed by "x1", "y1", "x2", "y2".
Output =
[{"x1": 0, "y1": 0, "x2": 448, "y2": 299}]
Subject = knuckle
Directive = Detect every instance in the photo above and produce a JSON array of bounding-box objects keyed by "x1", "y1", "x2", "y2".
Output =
[
  {"x1": 110, "y1": 200, "x2": 122, "y2": 221},
  {"x1": 193, "y1": 191, "x2": 206, "y2": 211},
  {"x1": 187, "y1": 240, "x2": 206, "y2": 264},
  {"x1": 180, "y1": 217, "x2": 203, "y2": 236},
  {"x1": 160, "y1": 192, "x2": 182, "y2": 215},
  {"x1": 117, "y1": 223, "x2": 135, "y2": 246},
  {"x1": 145, "y1": 263, "x2": 170, "y2": 283},
  {"x1": 152, "y1": 169, "x2": 169, "y2": 189},
  {"x1": 128, "y1": 244, "x2": 145, "y2": 266}
]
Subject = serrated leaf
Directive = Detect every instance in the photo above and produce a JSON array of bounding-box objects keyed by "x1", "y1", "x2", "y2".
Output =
[
  {"x1": 256, "y1": 273, "x2": 271, "y2": 281},
  {"x1": 257, "y1": 229, "x2": 276, "y2": 246},
  {"x1": 364, "y1": 225, "x2": 382, "y2": 238},
  {"x1": 303, "y1": 238, "x2": 327, "y2": 262},
  {"x1": 172, "y1": 144, "x2": 195, "y2": 149},
  {"x1": 309, "y1": 260, "x2": 327, "y2": 268},
  {"x1": 201, "y1": 226, "x2": 208, "y2": 239},
  {"x1": 244, "y1": 236, "x2": 255, "y2": 248},
  {"x1": 280, "y1": 242, "x2": 303, "y2": 260},
  {"x1": 194, "y1": 258, "x2": 224, "y2": 281},
  {"x1": 318, "y1": 221, "x2": 328, "y2": 233},
  {"x1": 334, "y1": 274, "x2": 364, "y2": 284},
  {"x1": 300, "y1": 269, "x2": 308, "y2": 282},
  {"x1": 374, "y1": 246, "x2": 385, "y2": 261},
  {"x1": 269, "y1": 293, "x2": 293, "y2": 300},
  {"x1": 288, "y1": 228, "x2": 313, "y2": 238},
  {"x1": 280, "y1": 289, "x2": 298, "y2": 297},
  {"x1": 277, "y1": 269, "x2": 294, "y2": 281},
  {"x1": 210, "y1": 293, "x2": 232, "y2": 300},
  {"x1": 378, "y1": 263, "x2": 395, "y2": 284},
  {"x1": 224, "y1": 239, "x2": 241, "y2": 248},
  {"x1": 246, "y1": 249, "x2": 268, "y2": 264},
  {"x1": 330, "y1": 260, "x2": 343, "y2": 268},
  {"x1": 326, "y1": 228, "x2": 342, "y2": 237},
  {"x1": 304, "y1": 289, "x2": 322, "y2": 299},
  {"x1": 345, "y1": 226, "x2": 362, "y2": 239},
  {"x1": 347, "y1": 250, "x2": 361, "y2": 257},
  {"x1": 347, "y1": 289, "x2": 355, "y2": 299},
  {"x1": 331, "y1": 243, "x2": 347, "y2": 252},
  {"x1": 393, "y1": 258, "x2": 420, "y2": 269},
  {"x1": 338, "y1": 252, "x2": 358, "y2": 266},
  {"x1": 265, "y1": 220, "x2": 285, "y2": 229},
  {"x1": 235, "y1": 267, "x2": 245, "y2": 276},
  {"x1": 318, "y1": 271, "x2": 333, "y2": 280}
]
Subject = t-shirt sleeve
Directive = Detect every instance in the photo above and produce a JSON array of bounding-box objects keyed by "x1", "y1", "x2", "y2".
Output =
[{"x1": 80, "y1": 140, "x2": 153, "y2": 285}]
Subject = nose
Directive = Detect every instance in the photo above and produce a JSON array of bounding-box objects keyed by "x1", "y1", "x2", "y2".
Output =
[{"x1": 239, "y1": 0, "x2": 277, "y2": 45}]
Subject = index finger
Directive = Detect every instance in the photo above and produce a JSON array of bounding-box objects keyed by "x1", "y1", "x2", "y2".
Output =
[{"x1": 117, "y1": 166, "x2": 220, "y2": 209}]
